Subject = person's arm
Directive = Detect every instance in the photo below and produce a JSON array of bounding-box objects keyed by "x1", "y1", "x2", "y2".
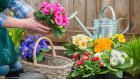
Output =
[
  {"x1": 8, "y1": 0, "x2": 34, "y2": 18},
  {"x1": 3, "y1": 17, "x2": 51, "y2": 33},
  {"x1": 2, "y1": 0, "x2": 51, "y2": 33}
]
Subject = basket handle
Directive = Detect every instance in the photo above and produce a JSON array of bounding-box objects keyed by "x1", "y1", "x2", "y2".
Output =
[{"x1": 33, "y1": 37, "x2": 56, "y2": 67}]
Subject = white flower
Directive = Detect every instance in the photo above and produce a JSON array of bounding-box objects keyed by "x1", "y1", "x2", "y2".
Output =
[
  {"x1": 79, "y1": 40, "x2": 87, "y2": 49},
  {"x1": 121, "y1": 52, "x2": 128, "y2": 58},
  {"x1": 111, "y1": 50, "x2": 120, "y2": 57},
  {"x1": 110, "y1": 57, "x2": 119, "y2": 66},
  {"x1": 130, "y1": 58, "x2": 134, "y2": 66},
  {"x1": 118, "y1": 57, "x2": 125, "y2": 64}
]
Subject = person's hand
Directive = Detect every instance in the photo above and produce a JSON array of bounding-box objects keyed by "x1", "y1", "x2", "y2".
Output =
[{"x1": 21, "y1": 18, "x2": 51, "y2": 33}]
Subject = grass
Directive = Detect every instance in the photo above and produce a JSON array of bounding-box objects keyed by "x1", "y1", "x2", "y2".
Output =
[{"x1": 120, "y1": 37, "x2": 140, "y2": 76}]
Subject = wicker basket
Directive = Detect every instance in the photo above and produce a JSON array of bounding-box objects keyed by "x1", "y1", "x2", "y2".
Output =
[{"x1": 21, "y1": 37, "x2": 73, "y2": 79}]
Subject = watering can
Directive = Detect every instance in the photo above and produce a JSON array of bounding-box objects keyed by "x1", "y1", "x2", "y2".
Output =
[
  {"x1": 94, "y1": 6, "x2": 130, "y2": 38},
  {"x1": 69, "y1": 6, "x2": 129, "y2": 39}
]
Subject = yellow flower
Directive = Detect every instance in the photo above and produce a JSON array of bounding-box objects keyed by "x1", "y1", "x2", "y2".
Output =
[
  {"x1": 115, "y1": 34, "x2": 120, "y2": 38},
  {"x1": 118, "y1": 35, "x2": 125, "y2": 43},
  {"x1": 79, "y1": 41, "x2": 87, "y2": 49},
  {"x1": 90, "y1": 42, "x2": 94, "y2": 47},
  {"x1": 85, "y1": 36, "x2": 91, "y2": 41},
  {"x1": 115, "y1": 34, "x2": 126, "y2": 43},
  {"x1": 72, "y1": 38, "x2": 80, "y2": 45}
]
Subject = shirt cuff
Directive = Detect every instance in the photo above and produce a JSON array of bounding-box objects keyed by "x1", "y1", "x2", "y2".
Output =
[
  {"x1": 0, "y1": 13, "x2": 7, "y2": 26},
  {"x1": 8, "y1": 0, "x2": 33, "y2": 19}
]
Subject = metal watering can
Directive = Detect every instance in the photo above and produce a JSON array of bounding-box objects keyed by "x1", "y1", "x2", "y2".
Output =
[
  {"x1": 94, "y1": 6, "x2": 130, "y2": 38},
  {"x1": 69, "y1": 6, "x2": 130, "y2": 39}
]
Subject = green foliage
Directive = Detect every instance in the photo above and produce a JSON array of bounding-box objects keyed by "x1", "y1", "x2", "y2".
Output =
[
  {"x1": 8, "y1": 28, "x2": 24, "y2": 49},
  {"x1": 120, "y1": 37, "x2": 140, "y2": 76},
  {"x1": 37, "y1": 52, "x2": 44, "y2": 62},
  {"x1": 101, "y1": 50, "x2": 132, "y2": 78},
  {"x1": 34, "y1": 11, "x2": 65, "y2": 37},
  {"x1": 71, "y1": 60, "x2": 109, "y2": 78},
  {"x1": 64, "y1": 40, "x2": 84, "y2": 56},
  {"x1": 86, "y1": 41, "x2": 94, "y2": 54}
]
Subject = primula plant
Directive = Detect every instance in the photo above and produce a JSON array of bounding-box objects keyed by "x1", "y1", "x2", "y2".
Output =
[
  {"x1": 34, "y1": 1, "x2": 69, "y2": 37},
  {"x1": 20, "y1": 35, "x2": 49, "y2": 62},
  {"x1": 66, "y1": 34, "x2": 133, "y2": 78},
  {"x1": 64, "y1": 34, "x2": 92, "y2": 56}
]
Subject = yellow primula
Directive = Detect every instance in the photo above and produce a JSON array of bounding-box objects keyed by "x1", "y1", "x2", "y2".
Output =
[
  {"x1": 79, "y1": 40, "x2": 87, "y2": 49},
  {"x1": 115, "y1": 34, "x2": 126, "y2": 43},
  {"x1": 72, "y1": 34, "x2": 91, "y2": 48}
]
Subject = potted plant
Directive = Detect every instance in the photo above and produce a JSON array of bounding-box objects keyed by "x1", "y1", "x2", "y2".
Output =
[
  {"x1": 66, "y1": 34, "x2": 133, "y2": 79},
  {"x1": 34, "y1": 1, "x2": 69, "y2": 37}
]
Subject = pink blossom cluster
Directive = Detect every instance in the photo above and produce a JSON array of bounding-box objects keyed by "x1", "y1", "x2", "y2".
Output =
[{"x1": 41, "y1": 2, "x2": 69, "y2": 27}]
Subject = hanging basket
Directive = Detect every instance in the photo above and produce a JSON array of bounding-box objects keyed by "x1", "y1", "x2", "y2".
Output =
[{"x1": 21, "y1": 37, "x2": 73, "y2": 79}]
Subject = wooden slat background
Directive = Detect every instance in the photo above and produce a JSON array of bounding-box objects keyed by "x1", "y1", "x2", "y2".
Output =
[{"x1": 24, "y1": 0, "x2": 140, "y2": 42}]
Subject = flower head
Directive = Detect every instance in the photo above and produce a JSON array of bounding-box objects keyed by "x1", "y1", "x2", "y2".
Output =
[
  {"x1": 82, "y1": 55, "x2": 89, "y2": 61},
  {"x1": 73, "y1": 53, "x2": 79, "y2": 60},
  {"x1": 110, "y1": 57, "x2": 118, "y2": 66},
  {"x1": 115, "y1": 34, "x2": 126, "y2": 43},
  {"x1": 92, "y1": 57, "x2": 99, "y2": 62},
  {"x1": 76, "y1": 60, "x2": 84, "y2": 67}
]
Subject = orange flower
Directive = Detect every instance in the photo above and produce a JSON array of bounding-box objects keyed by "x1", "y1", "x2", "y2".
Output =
[
  {"x1": 94, "y1": 43, "x2": 104, "y2": 53},
  {"x1": 94, "y1": 38, "x2": 113, "y2": 53}
]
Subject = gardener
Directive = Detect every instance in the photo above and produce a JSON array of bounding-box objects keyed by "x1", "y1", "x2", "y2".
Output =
[{"x1": 0, "y1": 0, "x2": 51, "y2": 76}]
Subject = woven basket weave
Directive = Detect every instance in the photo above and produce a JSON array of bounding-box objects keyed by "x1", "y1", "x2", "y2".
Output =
[{"x1": 21, "y1": 37, "x2": 73, "y2": 79}]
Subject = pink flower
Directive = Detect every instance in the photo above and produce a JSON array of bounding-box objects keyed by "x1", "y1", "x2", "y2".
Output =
[
  {"x1": 92, "y1": 57, "x2": 100, "y2": 62},
  {"x1": 76, "y1": 60, "x2": 84, "y2": 67},
  {"x1": 54, "y1": 11, "x2": 62, "y2": 19},
  {"x1": 82, "y1": 55, "x2": 89, "y2": 61},
  {"x1": 72, "y1": 53, "x2": 79, "y2": 60},
  {"x1": 62, "y1": 16, "x2": 69, "y2": 27},
  {"x1": 54, "y1": 17, "x2": 63, "y2": 25},
  {"x1": 53, "y1": 7, "x2": 59, "y2": 13},
  {"x1": 41, "y1": 2, "x2": 50, "y2": 9},
  {"x1": 42, "y1": 8, "x2": 50, "y2": 15},
  {"x1": 59, "y1": 7, "x2": 65, "y2": 12},
  {"x1": 54, "y1": 2, "x2": 61, "y2": 7},
  {"x1": 84, "y1": 52, "x2": 90, "y2": 55}
]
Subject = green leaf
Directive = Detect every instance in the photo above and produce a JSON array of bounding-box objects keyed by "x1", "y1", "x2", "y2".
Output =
[
  {"x1": 71, "y1": 70, "x2": 80, "y2": 77},
  {"x1": 50, "y1": 19, "x2": 55, "y2": 24},
  {"x1": 115, "y1": 71, "x2": 123, "y2": 78},
  {"x1": 41, "y1": 48, "x2": 50, "y2": 52},
  {"x1": 97, "y1": 70, "x2": 109, "y2": 74},
  {"x1": 37, "y1": 53, "x2": 44, "y2": 63},
  {"x1": 86, "y1": 41, "x2": 94, "y2": 54},
  {"x1": 107, "y1": 65, "x2": 119, "y2": 72},
  {"x1": 34, "y1": 11, "x2": 47, "y2": 20},
  {"x1": 51, "y1": 26, "x2": 65, "y2": 37},
  {"x1": 116, "y1": 57, "x2": 132, "y2": 69}
]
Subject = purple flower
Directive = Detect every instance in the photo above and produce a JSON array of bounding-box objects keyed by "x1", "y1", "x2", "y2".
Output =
[
  {"x1": 42, "y1": 40, "x2": 48, "y2": 48},
  {"x1": 35, "y1": 35, "x2": 41, "y2": 39},
  {"x1": 20, "y1": 35, "x2": 48, "y2": 59}
]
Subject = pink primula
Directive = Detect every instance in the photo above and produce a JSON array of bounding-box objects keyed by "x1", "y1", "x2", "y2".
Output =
[
  {"x1": 40, "y1": 1, "x2": 69, "y2": 27},
  {"x1": 54, "y1": 17, "x2": 63, "y2": 25}
]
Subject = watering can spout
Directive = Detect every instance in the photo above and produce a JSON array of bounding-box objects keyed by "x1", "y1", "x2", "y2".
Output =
[{"x1": 69, "y1": 11, "x2": 94, "y2": 39}]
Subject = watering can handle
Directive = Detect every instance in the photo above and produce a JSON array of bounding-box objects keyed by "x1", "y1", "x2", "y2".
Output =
[
  {"x1": 100, "y1": 6, "x2": 116, "y2": 20},
  {"x1": 119, "y1": 18, "x2": 130, "y2": 34}
]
